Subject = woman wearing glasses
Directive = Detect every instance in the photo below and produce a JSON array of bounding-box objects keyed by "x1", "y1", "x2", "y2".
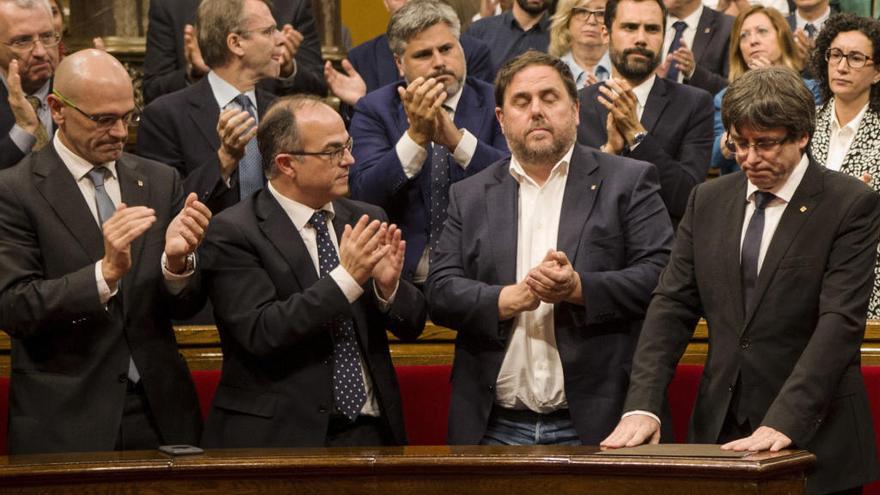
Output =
[
  {"x1": 548, "y1": 0, "x2": 610, "y2": 89},
  {"x1": 710, "y1": 5, "x2": 822, "y2": 174},
  {"x1": 811, "y1": 13, "x2": 880, "y2": 317}
]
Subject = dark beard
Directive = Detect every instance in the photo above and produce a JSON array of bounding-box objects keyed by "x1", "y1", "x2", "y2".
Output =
[
  {"x1": 610, "y1": 46, "x2": 660, "y2": 81},
  {"x1": 516, "y1": 0, "x2": 549, "y2": 15}
]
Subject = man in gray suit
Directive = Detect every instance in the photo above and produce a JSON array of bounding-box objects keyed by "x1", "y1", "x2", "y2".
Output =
[
  {"x1": 0, "y1": 49, "x2": 211, "y2": 454},
  {"x1": 427, "y1": 51, "x2": 673, "y2": 445}
]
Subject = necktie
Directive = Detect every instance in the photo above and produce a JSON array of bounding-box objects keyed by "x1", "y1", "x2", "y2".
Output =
[
  {"x1": 25, "y1": 95, "x2": 50, "y2": 151},
  {"x1": 666, "y1": 21, "x2": 688, "y2": 82},
  {"x1": 308, "y1": 210, "x2": 367, "y2": 420},
  {"x1": 429, "y1": 106, "x2": 453, "y2": 251},
  {"x1": 740, "y1": 191, "x2": 775, "y2": 312},
  {"x1": 804, "y1": 23, "x2": 817, "y2": 38},
  {"x1": 86, "y1": 167, "x2": 141, "y2": 384},
  {"x1": 233, "y1": 94, "x2": 263, "y2": 200}
]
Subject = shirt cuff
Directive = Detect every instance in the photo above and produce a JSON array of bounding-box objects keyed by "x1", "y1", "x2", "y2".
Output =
[
  {"x1": 373, "y1": 279, "x2": 399, "y2": 312},
  {"x1": 331, "y1": 265, "x2": 365, "y2": 304},
  {"x1": 452, "y1": 129, "x2": 477, "y2": 168},
  {"x1": 162, "y1": 252, "x2": 196, "y2": 295},
  {"x1": 95, "y1": 261, "x2": 117, "y2": 305},
  {"x1": 622, "y1": 410, "x2": 662, "y2": 426},
  {"x1": 397, "y1": 132, "x2": 428, "y2": 178},
  {"x1": 279, "y1": 58, "x2": 298, "y2": 82},
  {"x1": 9, "y1": 124, "x2": 36, "y2": 154}
]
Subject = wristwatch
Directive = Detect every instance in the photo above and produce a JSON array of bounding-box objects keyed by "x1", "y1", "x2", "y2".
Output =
[{"x1": 624, "y1": 131, "x2": 648, "y2": 154}]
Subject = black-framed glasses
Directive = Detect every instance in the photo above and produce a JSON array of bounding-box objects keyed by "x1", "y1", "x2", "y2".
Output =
[
  {"x1": 282, "y1": 137, "x2": 353, "y2": 163},
  {"x1": 236, "y1": 23, "x2": 279, "y2": 38},
  {"x1": 52, "y1": 90, "x2": 140, "y2": 129},
  {"x1": 571, "y1": 7, "x2": 604, "y2": 22},
  {"x1": 725, "y1": 135, "x2": 791, "y2": 155},
  {"x1": 2, "y1": 32, "x2": 60, "y2": 52},
  {"x1": 825, "y1": 48, "x2": 874, "y2": 69}
]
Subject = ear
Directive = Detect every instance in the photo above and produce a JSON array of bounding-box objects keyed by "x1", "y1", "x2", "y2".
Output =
[
  {"x1": 495, "y1": 106, "x2": 505, "y2": 135},
  {"x1": 394, "y1": 53, "x2": 405, "y2": 78},
  {"x1": 274, "y1": 153, "x2": 298, "y2": 179},
  {"x1": 227, "y1": 32, "x2": 245, "y2": 58},
  {"x1": 46, "y1": 94, "x2": 65, "y2": 127}
]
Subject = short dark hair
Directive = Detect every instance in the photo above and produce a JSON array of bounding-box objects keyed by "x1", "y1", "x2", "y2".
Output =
[
  {"x1": 386, "y1": 0, "x2": 460, "y2": 57},
  {"x1": 812, "y1": 13, "x2": 880, "y2": 113},
  {"x1": 721, "y1": 67, "x2": 815, "y2": 142},
  {"x1": 196, "y1": 0, "x2": 272, "y2": 69},
  {"x1": 604, "y1": 0, "x2": 667, "y2": 35},
  {"x1": 257, "y1": 94, "x2": 324, "y2": 178},
  {"x1": 494, "y1": 50, "x2": 578, "y2": 106}
]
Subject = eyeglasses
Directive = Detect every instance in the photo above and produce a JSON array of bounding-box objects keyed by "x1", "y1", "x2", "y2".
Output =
[
  {"x1": 236, "y1": 23, "x2": 279, "y2": 38},
  {"x1": 571, "y1": 7, "x2": 604, "y2": 22},
  {"x1": 725, "y1": 135, "x2": 790, "y2": 155},
  {"x1": 282, "y1": 137, "x2": 353, "y2": 163},
  {"x1": 825, "y1": 48, "x2": 874, "y2": 69},
  {"x1": 52, "y1": 90, "x2": 140, "y2": 129},
  {"x1": 2, "y1": 32, "x2": 60, "y2": 53}
]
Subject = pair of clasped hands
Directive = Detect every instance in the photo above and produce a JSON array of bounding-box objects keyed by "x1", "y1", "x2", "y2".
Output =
[
  {"x1": 498, "y1": 250, "x2": 583, "y2": 320},
  {"x1": 337, "y1": 215, "x2": 407, "y2": 301}
]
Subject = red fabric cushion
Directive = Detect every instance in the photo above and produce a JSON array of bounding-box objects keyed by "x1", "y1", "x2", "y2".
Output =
[
  {"x1": 395, "y1": 365, "x2": 452, "y2": 445},
  {"x1": 668, "y1": 364, "x2": 703, "y2": 443}
]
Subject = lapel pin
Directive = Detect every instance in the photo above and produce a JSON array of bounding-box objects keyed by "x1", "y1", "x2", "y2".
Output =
[
  {"x1": 591, "y1": 184, "x2": 597, "y2": 191},
  {"x1": 704, "y1": 28, "x2": 711, "y2": 33},
  {"x1": 799, "y1": 206, "x2": 807, "y2": 212},
  {"x1": 137, "y1": 180, "x2": 144, "y2": 187}
]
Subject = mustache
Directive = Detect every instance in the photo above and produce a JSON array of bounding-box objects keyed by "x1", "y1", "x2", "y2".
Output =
[
  {"x1": 426, "y1": 69, "x2": 456, "y2": 79},
  {"x1": 622, "y1": 47, "x2": 655, "y2": 59}
]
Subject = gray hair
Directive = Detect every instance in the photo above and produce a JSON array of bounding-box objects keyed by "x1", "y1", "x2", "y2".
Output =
[
  {"x1": 0, "y1": 0, "x2": 52, "y2": 18},
  {"x1": 196, "y1": 0, "x2": 272, "y2": 69},
  {"x1": 387, "y1": 0, "x2": 461, "y2": 57},
  {"x1": 721, "y1": 67, "x2": 815, "y2": 140}
]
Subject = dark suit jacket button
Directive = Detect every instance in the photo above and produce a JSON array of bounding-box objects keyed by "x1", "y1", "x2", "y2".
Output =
[
  {"x1": 319, "y1": 406, "x2": 328, "y2": 414},
  {"x1": 487, "y1": 385, "x2": 495, "y2": 392},
  {"x1": 740, "y1": 338, "x2": 750, "y2": 349},
  {"x1": 118, "y1": 373, "x2": 127, "y2": 383},
  {"x1": 728, "y1": 384, "x2": 735, "y2": 392}
]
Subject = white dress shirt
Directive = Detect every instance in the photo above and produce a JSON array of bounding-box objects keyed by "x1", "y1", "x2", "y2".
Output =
[
  {"x1": 53, "y1": 133, "x2": 194, "y2": 304},
  {"x1": 561, "y1": 51, "x2": 612, "y2": 90},
  {"x1": 663, "y1": 6, "x2": 704, "y2": 83},
  {"x1": 267, "y1": 181, "x2": 392, "y2": 417},
  {"x1": 825, "y1": 100, "x2": 869, "y2": 172},
  {"x1": 494, "y1": 145, "x2": 575, "y2": 413},
  {"x1": 795, "y1": 6, "x2": 830, "y2": 33}
]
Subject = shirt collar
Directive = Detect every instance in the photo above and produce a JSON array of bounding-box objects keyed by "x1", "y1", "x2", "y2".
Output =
[
  {"x1": 830, "y1": 97, "x2": 870, "y2": 134},
  {"x1": 629, "y1": 74, "x2": 656, "y2": 110},
  {"x1": 267, "y1": 180, "x2": 336, "y2": 232},
  {"x1": 444, "y1": 83, "x2": 465, "y2": 113},
  {"x1": 796, "y1": 7, "x2": 830, "y2": 31},
  {"x1": 53, "y1": 132, "x2": 118, "y2": 182},
  {"x1": 508, "y1": 144, "x2": 574, "y2": 186},
  {"x1": 207, "y1": 71, "x2": 257, "y2": 110},
  {"x1": 745, "y1": 153, "x2": 809, "y2": 204},
  {"x1": 669, "y1": 5, "x2": 703, "y2": 29}
]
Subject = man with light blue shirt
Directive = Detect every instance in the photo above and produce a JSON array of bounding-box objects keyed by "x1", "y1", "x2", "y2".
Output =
[
  {"x1": 0, "y1": 0, "x2": 59, "y2": 170},
  {"x1": 138, "y1": 0, "x2": 284, "y2": 215},
  {"x1": 561, "y1": 51, "x2": 612, "y2": 89}
]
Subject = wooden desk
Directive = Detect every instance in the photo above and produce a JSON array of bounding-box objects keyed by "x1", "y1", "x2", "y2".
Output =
[{"x1": 0, "y1": 445, "x2": 814, "y2": 494}]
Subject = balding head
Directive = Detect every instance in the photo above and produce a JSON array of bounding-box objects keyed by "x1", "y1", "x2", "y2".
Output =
[{"x1": 48, "y1": 49, "x2": 136, "y2": 166}]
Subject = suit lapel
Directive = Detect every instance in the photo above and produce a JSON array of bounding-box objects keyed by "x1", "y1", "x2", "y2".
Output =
[
  {"x1": 256, "y1": 191, "x2": 319, "y2": 290},
  {"x1": 187, "y1": 78, "x2": 221, "y2": 151},
  {"x1": 557, "y1": 146, "x2": 600, "y2": 261},
  {"x1": 691, "y1": 9, "x2": 714, "y2": 64},
  {"x1": 117, "y1": 156, "x2": 150, "y2": 280},
  {"x1": 485, "y1": 163, "x2": 519, "y2": 285},
  {"x1": 33, "y1": 145, "x2": 104, "y2": 258},
  {"x1": 578, "y1": 85, "x2": 609, "y2": 145},
  {"x1": 641, "y1": 78, "x2": 670, "y2": 134},
  {"x1": 744, "y1": 161, "x2": 823, "y2": 327},
  {"x1": 722, "y1": 177, "x2": 748, "y2": 328}
]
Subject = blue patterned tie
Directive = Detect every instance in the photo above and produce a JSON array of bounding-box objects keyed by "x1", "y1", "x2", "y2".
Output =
[
  {"x1": 233, "y1": 94, "x2": 263, "y2": 200},
  {"x1": 741, "y1": 191, "x2": 775, "y2": 312},
  {"x1": 429, "y1": 106, "x2": 452, "y2": 251},
  {"x1": 666, "y1": 21, "x2": 688, "y2": 81},
  {"x1": 86, "y1": 167, "x2": 141, "y2": 384},
  {"x1": 308, "y1": 210, "x2": 367, "y2": 420}
]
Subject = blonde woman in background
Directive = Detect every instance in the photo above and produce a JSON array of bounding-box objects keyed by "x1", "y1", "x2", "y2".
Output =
[{"x1": 549, "y1": 0, "x2": 611, "y2": 89}]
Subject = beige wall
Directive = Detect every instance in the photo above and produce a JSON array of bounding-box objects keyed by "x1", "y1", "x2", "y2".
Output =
[{"x1": 342, "y1": 0, "x2": 390, "y2": 47}]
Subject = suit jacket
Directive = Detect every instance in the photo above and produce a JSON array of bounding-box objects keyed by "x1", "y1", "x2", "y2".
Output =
[
  {"x1": 142, "y1": 0, "x2": 325, "y2": 105},
  {"x1": 577, "y1": 77, "x2": 714, "y2": 226},
  {"x1": 0, "y1": 81, "x2": 55, "y2": 170},
  {"x1": 684, "y1": 8, "x2": 734, "y2": 95},
  {"x1": 349, "y1": 77, "x2": 509, "y2": 279},
  {"x1": 137, "y1": 77, "x2": 275, "y2": 215},
  {"x1": 426, "y1": 144, "x2": 674, "y2": 445},
  {"x1": 348, "y1": 33, "x2": 496, "y2": 93},
  {"x1": 199, "y1": 190, "x2": 427, "y2": 447},
  {"x1": 0, "y1": 145, "x2": 203, "y2": 454},
  {"x1": 624, "y1": 161, "x2": 880, "y2": 494}
]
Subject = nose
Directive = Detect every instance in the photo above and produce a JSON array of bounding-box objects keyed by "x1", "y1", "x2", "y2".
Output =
[
  {"x1": 273, "y1": 29, "x2": 284, "y2": 46},
  {"x1": 430, "y1": 48, "x2": 445, "y2": 68},
  {"x1": 740, "y1": 145, "x2": 762, "y2": 166},
  {"x1": 340, "y1": 147, "x2": 355, "y2": 167},
  {"x1": 31, "y1": 39, "x2": 48, "y2": 58},
  {"x1": 108, "y1": 117, "x2": 128, "y2": 138}
]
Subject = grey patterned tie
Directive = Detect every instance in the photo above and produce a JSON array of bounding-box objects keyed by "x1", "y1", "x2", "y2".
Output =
[
  {"x1": 741, "y1": 191, "x2": 775, "y2": 313},
  {"x1": 804, "y1": 23, "x2": 817, "y2": 39},
  {"x1": 429, "y1": 106, "x2": 453, "y2": 252},
  {"x1": 233, "y1": 94, "x2": 263, "y2": 200},
  {"x1": 308, "y1": 210, "x2": 367, "y2": 420},
  {"x1": 86, "y1": 167, "x2": 141, "y2": 384}
]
